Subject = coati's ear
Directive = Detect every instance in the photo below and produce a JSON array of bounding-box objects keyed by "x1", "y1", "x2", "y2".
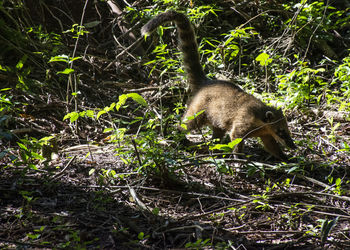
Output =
[{"x1": 265, "y1": 111, "x2": 275, "y2": 122}]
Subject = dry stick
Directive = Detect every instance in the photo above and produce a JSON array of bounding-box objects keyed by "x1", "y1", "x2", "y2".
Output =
[
  {"x1": 177, "y1": 200, "x2": 253, "y2": 223},
  {"x1": 285, "y1": 205, "x2": 350, "y2": 219},
  {"x1": 107, "y1": 0, "x2": 144, "y2": 47},
  {"x1": 302, "y1": 0, "x2": 330, "y2": 61},
  {"x1": 124, "y1": 86, "x2": 161, "y2": 93},
  {"x1": 113, "y1": 34, "x2": 138, "y2": 60},
  {"x1": 0, "y1": 238, "x2": 53, "y2": 249},
  {"x1": 296, "y1": 174, "x2": 332, "y2": 190},
  {"x1": 40, "y1": 1, "x2": 64, "y2": 32},
  {"x1": 268, "y1": 191, "x2": 350, "y2": 205},
  {"x1": 228, "y1": 230, "x2": 303, "y2": 235},
  {"x1": 131, "y1": 139, "x2": 142, "y2": 168},
  {"x1": 104, "y1": 36, "x2": 144, "y2": 70},
  {"x1": 86, "y1": 184, "x2": 350, "y2": 219},
  {"x1": 129, "y1": 186, "x2": 150, "y2": 212},
  {"x1": 107, "y1": 185, "x2": 248, "y2": 203},
  {"x1": 105, "y1": 0, "x2": 145, "y2": 70},
  {"x1": 50, "y1": 155, "x2": 77, "y2": 180}
]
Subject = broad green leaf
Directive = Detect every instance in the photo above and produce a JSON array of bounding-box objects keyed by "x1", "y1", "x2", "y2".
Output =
[
  {"x1": 16, "y1": 55, "x2": 28, "y2": 70},
  {"x1": 86, "y1": 110, "x2": 94, "y2": 118},
  {"x1": 116, "y1": 94, "x2": 128, "y2": 111},
  {"x1": 17, "y1": 142, "x2": 28, "y2": 151},
  {"x1": 69, "y1": 112, "x2": 79, "y2": 122},
  {"x1": 57, "y1": 68, "x2": 74, "y2": 75},
  {"x1": 69, "y1": 56, "x2": 81, "y2": 63},
  {"x1": 126, "y1": 93, "x2": 147, "y2": 107},
  {"x1": 0, "y1": 65, "x2": 8, "y2": 71},
  {"x1": 49, "y1": 55, "x2": 69, "y2": 63},
  {"x1": 89, "y1": 168, "x2": 95, "y2": 175},
  {"x1": 256, "y1": 52, "x2": 272, "y2": 66},
  {"x1": 96, "y1": 110, "x2": 106, "y2": 119},
  {"x1": 63, "y1": 112, "x2": 79, "y2": 123}
]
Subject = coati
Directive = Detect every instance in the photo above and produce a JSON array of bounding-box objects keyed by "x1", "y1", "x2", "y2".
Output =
[{"x1": 142, "y1": 11, "x2": 296, "y2": 160}]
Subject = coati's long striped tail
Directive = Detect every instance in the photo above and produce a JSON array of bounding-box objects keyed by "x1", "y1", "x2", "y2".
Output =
[{"x1": 141, "y1": 11, "x2": 207, "y2": 92}]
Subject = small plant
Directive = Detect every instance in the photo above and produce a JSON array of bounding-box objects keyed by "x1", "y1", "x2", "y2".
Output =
[
  {"x1": 332, "y1": 52, "x2": 350, "y2": 111},
  {"x1": 16, "y1": 138, "x2": 45, "y2": 169},
  {"x1": 326, "y1": 117, "x2": 340, "y2": 143},
  {"x1": 277, "y1": 56, "x2": 326, "y2": 108},
  {"x1": 252, "y1": 192, "x2": 272, "y2": 211},
  {"x1": 209, "y1": 138, "x2": 242, "y2": 153},
  {"x1": 327, "y1": 176, "x2": 344, "y2": 195},
  {"x1": 27, "y1": 226, "x2": 46, "y2": 242},
  {"x1": 283, "y1": 1, "x2": 349, "y2": 48},
  {"x1": 319, "y1": 217, "x2": 338, "y2": 244},
  {"x1": 185, "y1": 238, "x2": 212, "y2": 249}
]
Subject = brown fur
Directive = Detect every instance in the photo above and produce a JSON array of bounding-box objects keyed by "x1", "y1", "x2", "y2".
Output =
[{"x1": 142, "y1": 11, "x2": 296, "y2": 160}]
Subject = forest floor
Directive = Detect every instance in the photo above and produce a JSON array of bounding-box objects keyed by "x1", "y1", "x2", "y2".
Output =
[
  {"x1": 1, "y1": 75, "x2": 350, "y2": 249},
  {"x1": 1, "y1": 1, "x2": 350, "y2": 249}
]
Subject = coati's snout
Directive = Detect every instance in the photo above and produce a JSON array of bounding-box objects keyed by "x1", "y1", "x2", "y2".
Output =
[
  {"x1": 276, "y1": 127, "x2": 296, "y2": 149},
  {"x1": 265, "y1": 110, "x2": 296, "y2": 149}
]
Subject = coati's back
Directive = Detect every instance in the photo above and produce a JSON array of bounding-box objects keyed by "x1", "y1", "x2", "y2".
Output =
[{"x1": 142, "y1": 11, "x2": 296, "y2": 160}]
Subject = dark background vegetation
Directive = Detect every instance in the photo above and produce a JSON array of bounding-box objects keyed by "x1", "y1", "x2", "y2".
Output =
[{"x1": 1, "y1": 0, "x2": 350, "y2": 249}]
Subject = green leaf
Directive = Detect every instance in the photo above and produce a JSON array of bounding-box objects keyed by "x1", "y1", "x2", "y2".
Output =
[
  {"x1": 32, "y1": 152, "x2": 45, "y2": 160},
  {"x1": 69, "y1": 112, "x2": 79, "y2": 122},
  {"x1": 96, "y1": 110, "x2": 106, "y2": 119},
  {"x1": 138, "y1": 232, "x2": 145, "y2": 240},
  {"x1": 16, "y1": 55, "x2": 28, "y2": 70},
  {"x1": 57, "y1": 68, "x2": 74, "y2": 75},
  {"x1": 88, "y1": 168, "x2": 95, "y2": 176},
  {"x1": 1, "y1": 88, "x2": 12, "y2": 91},
  {"x1": 27, "y1": 233, "x2": 41, "y2": 240},
  {"x1": 116, "y1": 94, "x2": 128, "y2": 111},
  {"x1": 48, "y1": 55, "x2": 70, "y2": 63},
  {"x1": 120, "y1": 157, "x2": 128, "y2": 164},
  {"x1": 116, "y1": 93, "x2": 147, "y2": 111},
  {"x1": 85, "y1": 110, "x2": 95, "y2": 118},
  {"x1": 180, "y1": 123, "x2": 188, "y2": 130},
  {"x1": 63, "y1": 112, "x2": 79, "y2": 123},
  {"x1": 335, "y1": 178, "x2": 342, "y2": 186},
  {"x1": 17, "y1": 142, "x2": 28, "y2": 151},
  {"x1": 69, "y1": 56, "x2": 81, "y2": 63},
  {"x1": 126, "y1": 93, "x2": 148, "y2": 107},
  {"x1": 103, "y1": 128, "x2": 113, "y2": 133},
  {"x1": 152, "y1": 207, "x2": 160, "y2": 215},
  {"x1": 320, "y1": 217, "x2": 338, "y2": 243},
  {"x1": 256, "y1": 52, "x2": 272, "y2": 66},
  {"x1": 210, "y1": 138, "x2": 242, "y2": 151},
  {"x1": 0, "y1": 64, "x2": 8, "y2": 71}
]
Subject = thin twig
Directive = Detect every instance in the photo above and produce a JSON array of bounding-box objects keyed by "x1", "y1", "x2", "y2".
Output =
[
  {"x1": 50, "y1": 155, "x2": 76, "y2": 180},
  {"x1": 131, "y1": 139, "x2": 142, "y2": 168}
]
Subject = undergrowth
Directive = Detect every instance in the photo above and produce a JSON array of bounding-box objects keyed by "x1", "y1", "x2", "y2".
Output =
[{"x1": 1, "y1": 0, "x2": 350, "y2": 249}]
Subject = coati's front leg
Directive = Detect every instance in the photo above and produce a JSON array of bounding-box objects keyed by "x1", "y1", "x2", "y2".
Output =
[
  {"x1": 212, "y1": 127, "x2": 226, "y2": 140},
  {"x1": 228, "y1": 125, "x2": 247, "y2": 158},
  {"x1": 260, "y1": 135, "x2": 287, "y2": 160},
  {"x1": 179, "y1": 109, "x2": 209, "y2": 146}
]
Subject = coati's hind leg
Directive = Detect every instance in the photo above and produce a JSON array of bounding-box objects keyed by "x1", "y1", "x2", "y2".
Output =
[{"x1": 260, "y1": 135, "x2": 287, "y2": 160}]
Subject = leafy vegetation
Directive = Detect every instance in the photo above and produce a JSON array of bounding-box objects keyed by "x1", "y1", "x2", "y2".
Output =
[{"x1": 1, "y1": 0, "x2": 349, "y2": 249}]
